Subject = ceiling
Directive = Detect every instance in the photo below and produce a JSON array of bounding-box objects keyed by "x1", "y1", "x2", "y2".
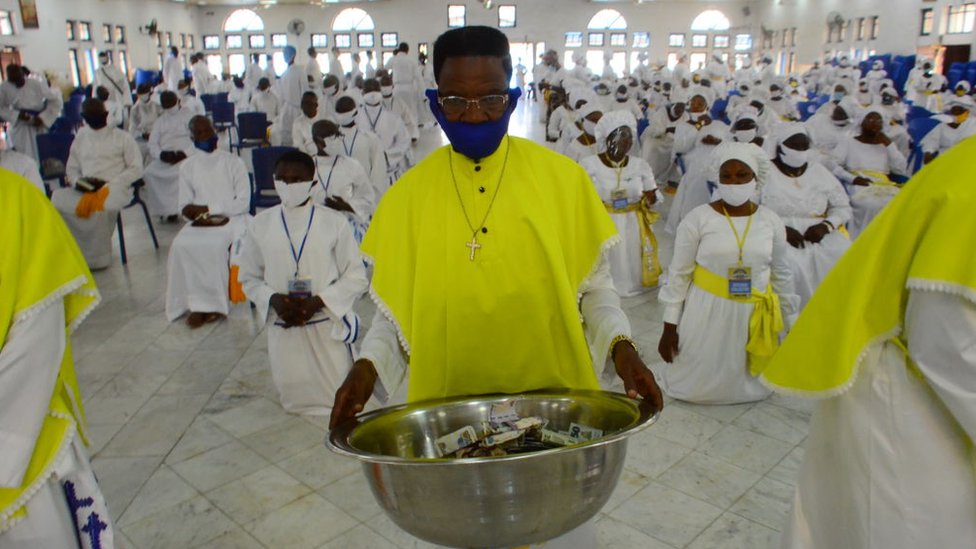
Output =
[{"x1": 175, "y1": 0, "x2": 733, "y2": 6}]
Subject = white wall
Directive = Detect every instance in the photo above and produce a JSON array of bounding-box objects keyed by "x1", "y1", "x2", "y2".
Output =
[
  {"x1": 753, "y1": 0, "x2": 976, "y2": 68},
  {"x1": 195, "y1": 0, "x2": 753, "y2": 73},
  {"x1": 0, "y1": 0, "x2": 198, "y2": 85}
]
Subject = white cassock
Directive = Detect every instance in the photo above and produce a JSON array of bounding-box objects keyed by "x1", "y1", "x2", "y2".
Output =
[
  {"x1": 0, "y1": 79, "x2": 61, "y2": 161},
  {"x1": 389, "y1": 52, "x2": 421, "y2": 123},
  {"x1": 0, "y1": 303, "x2": 117, "y2": 549},
  {"x1": 0, "y1": 149, "x2": 44, "y2": 194},
  {"x1": 179, "y1": 93, "x2": 205, "y2": 117},
  {"x1": 127, "y1": 98, "x2": 162, "y2": 164},
  {"x1": 782, "y1": 291, "x2": 976, "y2": 549},
  {"x1": 666, "y1": 120, "x2": 731, "y2": 234},
  {"x1": 311, "y1": 153, "x2": 376, "y2": 242},
  {"x1": 640, "y1": 109, "x2": 682, "y2": 185},
  {"x1": 165, "y1": 150, "x2": 251, "y2": 321},
  {"x1": 273, "y1": 65, "x2": 309, "y2": 147},
  {"x1": 760, "y1": 164, "x2": 852, "y2": 307},
  {"x1": 339, "y1": 125, "x2": 387, "y2": 198},
  {"x1": 306, "y1": 59, "x2": 323, "y2": 87},
  {"x1": 563, "y1": 137, "x2": 600, "y2": 164},
  {"x1": 228, "y1": 86, "x2": 250, "y2": 116},
  {"x1": 190, "y1": 62, "x2": 214, "y2": 95},
  {"x1": 144, "y1": 108, "x2": 195, "y2": 216},
  {"x1": 831, "y1": 137, "x2": 908, "y2": 238},
  {"x1": 920, "y1": 117, "x2": 976, "y2": 157},
  {"x1": 381, "y1": 92, "x2": 419, "y2": 141},
  {"x1": 244, "y1": 63, "x2": 264, "y2": 93},
  {"x1": 658, "y1": 205, "x2": 799, "y2": 404},
  {"x1": 291, "y1": 113, "x2": 321, "y2": 156},
  {"x1": 250, "y1": 89, "x2": 280, "y2": 123},
  {"x1": 238, "y1": 202, "x2": 369, "y2": 416},
  {"x1": 163, "y1": 55, "x2": 184, "y2": 91},
  {"x1": 50, "y1": 126, "x2": 142, "y2": 269},
  {"x1": 579, "y1": 154, "x2": 660, "y2": 297},
  {"x1": 357, "y1": 104, "x2": 411, "y2": 187},
  {"x1": 95, "y1": 63, "x2": 132, "y2": 108}
]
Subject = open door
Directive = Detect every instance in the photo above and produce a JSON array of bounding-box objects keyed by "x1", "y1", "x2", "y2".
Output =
[
  {"x1": 0, "y1": 48, "x2": 22, "y2": 82},
  {"x1": 941, "y1": 44, "x2": 971, "y2": 73}
]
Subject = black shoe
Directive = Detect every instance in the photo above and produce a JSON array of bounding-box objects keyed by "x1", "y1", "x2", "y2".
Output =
[{"x1": 166, "y1": 215, "x2": 179, "y2": 223}]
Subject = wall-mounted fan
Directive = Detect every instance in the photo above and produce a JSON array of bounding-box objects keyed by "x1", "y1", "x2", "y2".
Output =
[
  {"x1": 144, "y1": 18, "x2": 158, "y2": 36},
  {"x1": 287, "y1": 18, "x2": 306, "y2": 37}
]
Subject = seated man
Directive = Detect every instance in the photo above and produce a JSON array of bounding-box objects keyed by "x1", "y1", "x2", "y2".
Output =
[
  {"x1": 309, "y1": 119, "x2": 375, "y2": 242},
  {"x1": 143, "y1": 90, "x2": 195, "y2": 222},
  {"x1": 127, "y1": 83, "x2": 162, "y2": 164},
  {"x1": 291, "y1": 91, "x2": 321, "y2": 156},
  {"x1": 358, "y1": 78, "x2": 412, "y2": 187},
  {"x1": 50, "y1": 98, "x2": 142, "y2": 270},
  {"x1": 166, "y1": 116, "x2": 251, "y2": 327},
  {"x1": 237, "y1": 151, "x2": 369, "y2": 416}
]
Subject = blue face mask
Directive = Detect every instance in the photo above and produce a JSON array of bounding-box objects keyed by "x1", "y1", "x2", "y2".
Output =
[
  {"x1": 832, "y1": 92, "x2": 845, "y2": 102},
  {"x1": 193, "y1": 135, "x2": 219, "y2": 153},
  {"x1": 425, "y1": 87, "x2": 521, "y2": 161}
]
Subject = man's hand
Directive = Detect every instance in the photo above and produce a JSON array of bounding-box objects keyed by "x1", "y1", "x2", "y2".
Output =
[
  {"x1": 701, "y1": 134, "x2": 722, "y2": 146},
  {"x1": 785, "y1": 226, "x2": 806, "y2": 249},
  {"x1": 643, "y1": 191, "x2": 658, "y2": 206},
  {"x1": 851, "y1": 176, "x2": 872, "y2": 187},
  {"x1": 613, "y1": 340, "x2": 664, "y2": 410},
  {"x1": 296, "y1": 296, "x2": 326, "y2": 323},
  {"x1": 270, "y1": 294, "x2": 304, "y2": 327},
  {"x1": 924, "y1": 152, "x2": 937, "y2": 165},
  {"x1": 17, "y1": 111, "x2": 31, "y2": 121},
  {"x1": 658, "y1": 323, "x2": 679, "y2": 363},
  {"x1": 325, "y1": 196, "x2": 355, "y2": 214},
  {"x1": 30, "y1": 116, "x2": 43, "y2": 128},
  {"x1": 330, "y1": 360, "x2": 378, "y2": 429},
  {"x1": 803, "y1": 223, "x2": 831, "y2": 244},
  {"x1": 182, "y1": 204, "x2": 209, "y2": 221}
]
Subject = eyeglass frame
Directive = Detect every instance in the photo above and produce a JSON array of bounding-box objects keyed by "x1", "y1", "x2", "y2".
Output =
[{"x1": 436, "y1": 93, "x2": 510, "y2": 118}]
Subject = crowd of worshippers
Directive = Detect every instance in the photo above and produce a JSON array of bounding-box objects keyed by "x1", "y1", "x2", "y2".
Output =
[{"x1": 3, "y1": 42, "x2": 975, "y2": 416}]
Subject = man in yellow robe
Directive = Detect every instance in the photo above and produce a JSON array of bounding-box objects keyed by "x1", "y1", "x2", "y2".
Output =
[
  {"x1": 330, "y1": 26, "x2": 662, "y2": 424},
  {"x1": 1, "y1": 170, "x2": 116, "y2": 547}
]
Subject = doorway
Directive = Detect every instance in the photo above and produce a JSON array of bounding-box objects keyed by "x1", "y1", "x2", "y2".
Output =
[
  {"x1": 942, "y1": 44, "x2": 971, "y2": 73},
  {"x1": 509, "y1": 42, "x2": 534, "y2": 88}
]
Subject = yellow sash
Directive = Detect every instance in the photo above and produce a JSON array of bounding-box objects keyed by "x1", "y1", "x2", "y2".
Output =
[
  {"x1": 853, "y1": 169, "x2": 897, "y2": 187},
  {"x1": 604, "y1": 200, "x2": 662, "y2": 287},
  {"x1": 692, "y1": 265, "x2": 783, "y2": 376}
]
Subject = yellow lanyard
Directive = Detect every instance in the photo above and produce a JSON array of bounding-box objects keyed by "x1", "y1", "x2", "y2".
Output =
[
  {"x1": 607, "y1": 156, "x2": 627, "y2": 190},
  {"x1": 722, "y1": 205, "x2": 754, "y2": 266}
]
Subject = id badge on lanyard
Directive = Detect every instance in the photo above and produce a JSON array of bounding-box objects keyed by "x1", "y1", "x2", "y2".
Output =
[
  {"x1": 281, "y1": 207, "x2": 316, "y2": 299},
  {"x1": 728, "y1": 265, "x2": 753, "y2": 298},
  {"x1": 612, "y1": 189, "x2": 629, "y2": 209},
  {"x1": 288, "y1": 278, "x2": 313, "y2": 298}
]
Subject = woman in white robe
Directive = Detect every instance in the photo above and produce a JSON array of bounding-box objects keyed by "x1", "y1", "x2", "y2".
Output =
[
  {"x1": 563, "y1": 101, "x2": 603, "y2": 163},
  {"x1": 580, "y1": 111, "x2": 661, "y2": 297},
  {"x1": 238, "y1": 151, "x2": 368, "y2": 416},
  {"x1": 831, "y1": 106, "x2": 908, "y2": 238},
  {"x1": 761, "y1": 123, "x2": 852, "y2": 307},
  {"x1": 640, "y1": 102, "x2": 686, "y2": 186},
  {"x1": 658, "y1": 143, "x2": 798, "y2": 404}
]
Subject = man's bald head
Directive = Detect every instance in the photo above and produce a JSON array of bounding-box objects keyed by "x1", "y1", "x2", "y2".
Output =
[
  {"x1": 335, "y1": 96, "x2": 357, "y2": 114},
  {"x1": 81, "y1": 98, "x2": 107, "y2": 117},
  {"x1": 312, "y1": 119, "x2": 340, "y2": 140},
  {"x1": 362, "y1": 78, "x2": 381, "y2": 93}
]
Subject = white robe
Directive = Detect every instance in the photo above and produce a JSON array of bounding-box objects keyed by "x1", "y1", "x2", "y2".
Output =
[
  {"x1": 640, "y1": 109, "x2": 683, "y2": 185},
  {"x1": 51, "y1": 127, "x2": 142, "y2": 269},
  {"x1": 666, "y1": 119, "x2": 731, "y2": 234},
  {"x1": 920, "y1": 117, "x2": 976, "y2": 156},
  {"x1": 382, "y1": 93, "x2": 419, "y2": 141},
  {"x1": 782, "y1": 290, "x2": 976, "y2": 549},
  {"x1": 0, "y1": 149, "x2": 44, "y2": 194},
  {"x1": 0, "y1": 304, "x2": 116, "y2": 549},
  {"x1": 0, "y1": 79, "x2": 61, "y2": 161},
  {"x1": 190, "y1": 62, "x2": 214, "y2": 96},
  {"x1": 291, "y1": 113, "x2": 322, "y2": 156},
  {"x1": 389, "y1": 52, "x2": 421, "y2": 124},
  {"x1": 250, "y1": 89, "x2": 280, "y2": 123},
  {"x1": 659, "y1": 205, "x2": 798, "y2": 404},
  {"x1": 272, "y1": 65, "x2": 309, "y2": 147},
  {"x1": 95, "y1": 63, "x2": 133, "y2": 109},
  {"x1": 165, "y1": 150, "x2": 251, "y2": 321},
  {"x1": 163, "y1": 55, "x2": 184, "y2": 91},
  {"x1": 563, "y1": 137, "x2": 600, "y2": 163},
  {"x1": 338, "y1": 125, "x2": 387, "y2": 199},
  {"x1": 238, "y1": 203, "x2": 369, "y2": 415},
  {"x1": 127, "y1": 99, "x2": 162, "y2": 164},
  {"x1": 143, "y1": 108, "x2": 195, "y2": 216},
  {"x1": 357, "y1": 104, "x2": 411, "y2": 186},
  {"x1": 760, "y1": 164, "x2": 852, "y2": 307},
  {"x1": 580, "y1": 154, "x2": 659, "y2": 297},
  {"x1": 832, "y1": 138, "x2": 908, "y2": 238},
  {"x1": 311, "y1": 153, "x2": 376, "y2": 224}
]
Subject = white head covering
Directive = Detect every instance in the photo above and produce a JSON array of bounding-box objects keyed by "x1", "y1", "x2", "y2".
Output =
[
  {"x1": 712, "y1": 142, "x2": 771, "y2": 188},
  {"x1": 594, "y1": 110, "x2": 637, "y2": 154},
  {"x1": 872, "y1": 60, "x2": 884, "y2": 71},
  {"x1": 855, "y1": 104, "x2": 888, "y2": 128},
  {"x1": 577, "y1": 100, "x2": 603, "y2": 122},
  {"x1": 770, "y1": 122, "x2": 809, "y2": 151},
  {"x1": 947, "y1": 94, "x2": 975, "y2": 110},
  {"x1": 732, "y1": 107, "x2": 759, "y2": 127},
  {"x1": 955, "y1": 81, "x2": 972, "y2": 94}
]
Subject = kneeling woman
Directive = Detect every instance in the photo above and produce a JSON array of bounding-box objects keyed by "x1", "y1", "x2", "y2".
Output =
[
  {"x1": 658, "y1": 143, "x2": 799, "y2": 404},
  {"x1": 580, "y1": 111, "x2": 662, "y2": 296}
]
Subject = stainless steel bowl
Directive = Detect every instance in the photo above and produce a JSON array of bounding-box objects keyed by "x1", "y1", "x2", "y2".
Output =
[{"x1": 327, "y1": 389, "x2": 659, "y2": 548}]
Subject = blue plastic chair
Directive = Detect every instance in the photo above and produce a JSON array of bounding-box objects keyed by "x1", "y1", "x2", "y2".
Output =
[
  {"x1": 906, "y1": 117, "x2": 941, "y2": 174},
  {"x1": 710, "y1": 98, "x2": 729, "y2": 125},
  {"x1": 907, "y1": 105, "x2": 935, "y2": 123},
  {"x1": 796, "y1": 101, "x2": 817, "y2": 121},
  {"x1": 215, "y1": 92, "x2": 229, "y2": 104},
  {"x1": 116, "y1": 179, "x2": 160, "y2": 265},
  {"x1": 250, "y1": 146, "x2": 296, "y2": 213},
  {"x1": 212, "y1": 101, "x2": 237, "y2": 149},
  {"x1": 61, "y1": 94, "x2": 84, "y2": 130},
  {"x1": 36, "y1": 132, "x2": 74, "y2": 191},
  {"x1": 200, "y1": 93, "x2": 217, "y2": 113},
  {"x1": 235, "y1": 112, "x2": 269, "y2": 155}
]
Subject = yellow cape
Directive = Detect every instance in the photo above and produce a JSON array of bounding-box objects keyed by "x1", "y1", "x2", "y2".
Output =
[
  {"x1": 0, "y1": 169, "x2": 99, "y2": 531},
  {"x1": 760, "y1": 136, "x2": 976, "y2": 397},
  {"x1": 362, "y1": 137, "x2": 618, "y2": 401}
]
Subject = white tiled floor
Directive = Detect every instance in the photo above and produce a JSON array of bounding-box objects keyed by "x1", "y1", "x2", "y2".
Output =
[{"x1": 72, "y1": 98, "x2": 813, "y2": 549}]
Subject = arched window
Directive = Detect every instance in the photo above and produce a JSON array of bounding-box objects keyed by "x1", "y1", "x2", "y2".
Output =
[
  {"x1": 332, "y1": 8, "x2": 375, "y2": 32},
  {"x1": 690, "y1": 10, "x2": 730, "y2": 32},
  {"x1": 587, "y1": 9, "x2": 626, "y2": 30},
  {"x1": 223, "y1": 9, "x2": 264, "y2": 32}
]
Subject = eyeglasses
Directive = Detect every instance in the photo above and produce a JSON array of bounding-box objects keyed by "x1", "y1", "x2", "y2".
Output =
[{"x1": 437, "y1": 94, "x2": 509, "y2": 118}]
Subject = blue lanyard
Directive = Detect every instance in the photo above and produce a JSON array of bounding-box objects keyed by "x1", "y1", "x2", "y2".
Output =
[
  {"x1": 315, "y1": 155, "x2": 340, "y2": 195},
  {"x1": 365, "y1": 106, "x2": 383, "y2": 132},
  {"x1": 342, "y1": 129, "x2": 358, "y2": 156},
  {"x1": 280, "y1": 206, "x2": 315, "y2": 277}
]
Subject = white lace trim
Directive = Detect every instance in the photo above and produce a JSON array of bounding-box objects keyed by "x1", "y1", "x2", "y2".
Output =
[
  {"x1": 759, "y1": 325, "x2": 903, "y2": 400},
  {"x1": 11, "y1": 275, "x2": 101, "y2": 336},
  {"x1": 906, "y1": 278, "x2": 976, "y2": 306},
  {"x1": 577, "y1": 234, "x2": 622, "y2": 302},
  {"x1": 363, "y1": 252, "x2": 412, "y2": 357},
  {"x1": 0, "y1": 419, "x2": 77, "y2": 534}
]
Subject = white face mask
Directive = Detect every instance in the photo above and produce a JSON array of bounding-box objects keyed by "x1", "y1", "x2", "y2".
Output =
[
  {"x1": 733, "y1": 129, "x2": 757, "y2": 143},
  {"x1": 273, "y1": 179, "x2": 315, "y2": 208},
  {"x1": 583, "y1": 119, "x2": 598, "y2": 136},
  {"x1": 323, "y1": 137, "x2": 345, "y2": 156},
  {"x1": 779, "y1": 145, "x2": 809, "y2": 168},
  {"x1": 363, "y1": 91, "x2": 383, "y2": 106},
  {"x1": 380, "y1": 85, "x2": 394, "y2": 97},
  {"x1": 336, "y1": 110, "x2": 357, "y2": 127},
  {"x1": 324, "y1": 84, "x2": 339, "y2": 97},
  {"x1": 716, "y1": 179, "x2": 757, "y2": 207}
]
